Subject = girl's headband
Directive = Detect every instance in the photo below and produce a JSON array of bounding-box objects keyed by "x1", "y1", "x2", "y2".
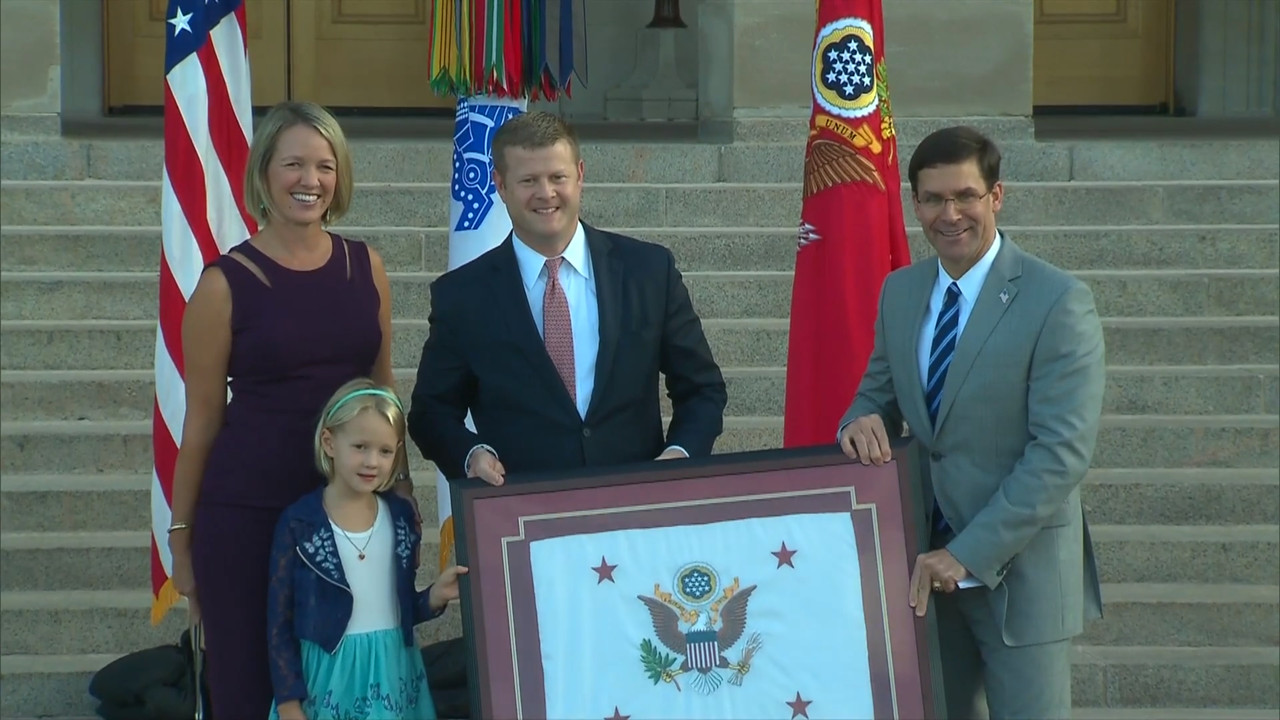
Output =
[{"x1": 326, "y1": 388, "x2": 403, "y2": 422}]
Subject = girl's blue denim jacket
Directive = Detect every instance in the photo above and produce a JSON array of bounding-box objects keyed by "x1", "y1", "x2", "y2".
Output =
[{"x1": 266, "y1": 487, "x2": 445, "y2": 705}]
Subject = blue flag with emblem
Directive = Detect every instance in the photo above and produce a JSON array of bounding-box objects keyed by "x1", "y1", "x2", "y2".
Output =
[{"x1": 434, "y1": 94, "x2": 526, "y2": 572}]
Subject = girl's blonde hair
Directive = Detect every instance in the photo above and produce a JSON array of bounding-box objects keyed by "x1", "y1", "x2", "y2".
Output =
[
  {"x1": 314, "y1": 378, "x2": 407, "y2": 491},
  {"x1": 244, "y1": 101, "x2": 354, "y2": 227}
]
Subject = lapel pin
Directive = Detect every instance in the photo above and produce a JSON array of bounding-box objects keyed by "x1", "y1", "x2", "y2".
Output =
[{"x1": 999, "y1": 288, "x2": 1010, "y2": 305}]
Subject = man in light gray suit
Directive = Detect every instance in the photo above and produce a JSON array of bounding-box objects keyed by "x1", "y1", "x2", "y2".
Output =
[{"x1": 838, "y1": 126, "x2": 1106, "y2": 719}]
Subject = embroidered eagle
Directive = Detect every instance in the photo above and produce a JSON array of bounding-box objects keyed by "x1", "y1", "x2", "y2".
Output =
[
  {"x1": 638, "y1": 584, "x2": 757, "y2": 675},
  {"x1": 803, "y1": 137, "x2": 886, "y2": 198}
]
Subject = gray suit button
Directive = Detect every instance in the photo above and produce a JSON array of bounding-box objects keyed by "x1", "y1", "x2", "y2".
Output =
[{"x1": 582, "y1": 427, "x2": 592, "y2": 437}]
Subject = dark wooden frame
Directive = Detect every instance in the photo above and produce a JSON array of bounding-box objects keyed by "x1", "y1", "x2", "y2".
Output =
[{"x1": 449, "y1": 439, "x2": 944, "y2": 719}]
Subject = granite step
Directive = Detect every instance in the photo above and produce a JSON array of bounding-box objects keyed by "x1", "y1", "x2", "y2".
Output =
[
  {"x1": 1090, "y1": 524, "x2": 1280, "y2": 585},
  {"x1": 3, "y1": 317, "x2": 1277, "y2": 371},
  {"x1": 1072, "y1": 711, "x2": 1280, "y2": 720},
  {"x1": 0, "y1": 472, "x2": 440, "y2": 535},
  {"x1": 0, "y1": 412, "x2": 1274, "y2": 474},
  {"x1": 3, "y1": 523, "x2": 1275, "y2": 592},
  {"x1": 1079, "y1": 584, "x2": 1279, "y2": 648},
  {"x1": 3, "y1": 179, "x2": 1278, "y2": 228},
  {"x1": 3, "y1": 364, "x2": 1275, "y2": 423},
  {"x1": 1070, "y1": 645, "x2": 1280, "y2": 710},
  {"x1": 2, "y1": 645, "x2": 1276, "y2": 718},
  {"x1": 0, "y1": 530, "x2": 440, "y2": 592},
  {"x1": 0, "y1": 581, "x2": 1270, "y2": 657},
  {"x1": 0, "y1": 589, "x2": 463, "y2": 656},
  {"x1": 3, "y1": 133, "x2": 1276, "y2": 183},
  {"x1": 722, "y1": 139, "x2": 1280, "y2": 184},
  {"x1": 3, "y1": 468, "x2": 1276, "y2": 535},
  {"x1": 4, "y1": 268, "x2": 1277, "y2": 321},
  {"x1": 1, "y1": 415, "x2": 1276, "y2": 475},
  {"x1": 4, "y1": 137, "x2": 1076, "y2": 184},
  {"x1": 3, "y1": 224, "x2": 1276, "y2": 274}
]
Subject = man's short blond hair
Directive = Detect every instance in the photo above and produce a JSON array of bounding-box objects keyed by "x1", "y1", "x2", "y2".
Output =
[
  {"x1": 491, "y1": 111, "x2": 581, "y2": 175},
  {"x1": 243, "y1": 101, "x2": 354, "y2": 226}
]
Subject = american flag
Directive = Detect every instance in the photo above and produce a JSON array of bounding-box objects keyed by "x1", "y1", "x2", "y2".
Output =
[{"x1": 151, "y1": 0, "x2": 256, "y2": 624}]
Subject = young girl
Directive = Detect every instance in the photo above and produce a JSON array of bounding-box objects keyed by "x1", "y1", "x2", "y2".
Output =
[{"x1": 266, "y1": 378, "x2": 467, "y2": 720}]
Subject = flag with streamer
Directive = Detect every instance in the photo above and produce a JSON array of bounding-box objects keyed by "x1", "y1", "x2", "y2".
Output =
[
  {"x1": 428, "y1": 1, "x2": 589, "y2": 570},
  {"x1": 783, "y1": 0, "x2": 911, "y2": 448},
  {"x1": 151, "y1": 0, "x2": 256, "y2": 624},
  {"x1": 428, "y1": 0, "x2": 589, "y2": 100}
]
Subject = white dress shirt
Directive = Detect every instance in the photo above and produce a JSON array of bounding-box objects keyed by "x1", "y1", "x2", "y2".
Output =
[
  {"x1": 465, "y1": 224, "x2": 686, "y2": 474},
  {"x1": 917, "y1": 232, "x2": 1003, "y2": 388},
  {"x1": 511, "y1": 223, "x2": 600, "y2": 420}
]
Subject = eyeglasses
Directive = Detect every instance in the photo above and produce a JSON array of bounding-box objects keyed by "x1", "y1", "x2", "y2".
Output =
[{"x1": 914, "y1": 189, "x2": 992, "y2": 211}]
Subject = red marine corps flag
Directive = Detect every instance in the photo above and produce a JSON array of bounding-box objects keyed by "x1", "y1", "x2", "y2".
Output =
[{"x1": 783, "y1": 0, "x2": 911, "y2": 448}]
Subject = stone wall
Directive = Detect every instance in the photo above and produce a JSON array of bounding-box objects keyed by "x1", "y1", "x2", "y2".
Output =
[
  {"x1": 697, "y1": 0, "x2": 1033, "y2": 119},
  {"x1": 5, "y1": 0, "x2": 1275, "y2": 129},
  {"x1": 0, "y1": 0, "x2": 61, "y2": 116}
]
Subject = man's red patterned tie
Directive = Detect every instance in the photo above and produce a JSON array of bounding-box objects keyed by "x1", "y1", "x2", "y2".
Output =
[{"x1": 543, "y1": 257, "x2": 576, "y2": 403}]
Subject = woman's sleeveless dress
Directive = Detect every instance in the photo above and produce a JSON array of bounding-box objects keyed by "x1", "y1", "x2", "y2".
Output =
[{"x1": 189, "y1": 233, "x2": 383, "y2": 718}]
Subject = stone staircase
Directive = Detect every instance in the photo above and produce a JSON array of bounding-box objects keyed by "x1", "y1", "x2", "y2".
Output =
[{"x1": 1, "y1": 115, "x2": 1277, "y2": 717}]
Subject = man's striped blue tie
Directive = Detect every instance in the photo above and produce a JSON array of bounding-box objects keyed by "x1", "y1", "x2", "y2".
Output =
[{"x1": 926, "y1": 282, "x2": 962, "y2": 535}]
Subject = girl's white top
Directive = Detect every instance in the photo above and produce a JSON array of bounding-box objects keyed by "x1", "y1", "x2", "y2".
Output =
[{"x1": 331, "y1": 495, "x2": 400, "y2": 635}]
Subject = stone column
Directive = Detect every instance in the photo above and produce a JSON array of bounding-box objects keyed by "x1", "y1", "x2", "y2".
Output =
[
  {"x1": 1184, "y1": 0, "x2": 1279, "y2": 116},
  {"x1": 605, "y1": 1, "x2": 699, "y2": 121},
  {"x1": 1, "y1": 0, "x2": 62, "y2": 135}
]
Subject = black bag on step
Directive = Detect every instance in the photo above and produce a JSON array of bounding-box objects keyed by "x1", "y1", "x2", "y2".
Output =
[
  {"x1": 89, "y1": 627, "x2": 213, "y2": 720},
  {"x1": 422, "y1": 636, "x2": 469, "y2": 719}
]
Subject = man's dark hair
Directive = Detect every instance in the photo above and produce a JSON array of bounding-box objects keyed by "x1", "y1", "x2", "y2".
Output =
[
  {"x1": 906, "y1": 126, "x2": 1002, "y2": 194},
  {"x1": 491, "y1": 111, "x2": 581, "y2": 175}
]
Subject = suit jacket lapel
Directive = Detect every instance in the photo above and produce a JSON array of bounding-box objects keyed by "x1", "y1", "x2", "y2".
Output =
[
  {"x1": 486, "y1": 236, "x2": 578, "y2": 413},
  {"x1": 585, "y1": 225, "x2": 620, "y2": 422},
  {"x1": 934, "y1": 238, "x2": 1023, "y2": 431}
]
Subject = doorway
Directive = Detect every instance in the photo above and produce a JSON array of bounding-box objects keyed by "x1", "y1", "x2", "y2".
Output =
[
  {"x1": 1032, "y1": 0, "x2": 1175, "y2": 113},
  {"x1": 103, "y1": 0, "x2": 455, "y2": 112}
]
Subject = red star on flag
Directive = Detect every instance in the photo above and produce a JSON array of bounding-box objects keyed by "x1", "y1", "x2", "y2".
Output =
[
  {"x1": 787, "y1": 691, "x2": 813, "y2": 719},
  {"x1": 772, "y1": 541, "x2": 798, "y2": 568},
  {"x1": 591, "y1": 556, "x2": 617, "y2": 584}
]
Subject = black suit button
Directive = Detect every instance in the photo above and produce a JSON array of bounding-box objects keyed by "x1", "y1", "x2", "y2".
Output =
[
  {"x1": 582, "y1": 427, "x2": 592, "y2": 438},
  {"x1": 930, "y1": 451, "x2": 944, "y2": 461}
]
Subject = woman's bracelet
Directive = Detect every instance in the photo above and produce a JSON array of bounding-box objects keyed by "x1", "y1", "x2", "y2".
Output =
[{"x1": 167, "y1": 521, "x2": 192, "y2": 534}]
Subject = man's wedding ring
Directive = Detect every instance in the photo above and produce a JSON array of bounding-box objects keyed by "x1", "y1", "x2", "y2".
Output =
[{"x1": 931, "y1": 580, "x2": 943, "y2": 592}]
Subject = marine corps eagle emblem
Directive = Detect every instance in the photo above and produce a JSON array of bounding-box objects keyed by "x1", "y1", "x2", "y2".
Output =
[
  {"x1": 803, "y1": 16, "x2": 889, "y2": 201},
  {"x1": 637, "y1": 563, "x2": 763, "y2": 695}
]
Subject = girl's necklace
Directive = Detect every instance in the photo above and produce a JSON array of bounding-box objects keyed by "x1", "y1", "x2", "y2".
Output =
[
  {"x1": 324, "y1": 498, "x2": 375, "y2": 561},
  {"x1": 335, "y1": 525, "x2": 372, "y2": 561}
]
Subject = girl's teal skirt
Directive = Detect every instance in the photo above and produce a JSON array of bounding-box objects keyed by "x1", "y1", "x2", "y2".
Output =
[{"x1": 269, "y1": 628, "x2": 437, "y2": 720}]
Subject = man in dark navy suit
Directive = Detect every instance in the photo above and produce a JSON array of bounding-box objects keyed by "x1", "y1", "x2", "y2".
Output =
[{"x1": 408, "y1": 111, "x2": 727, "y2": 486}]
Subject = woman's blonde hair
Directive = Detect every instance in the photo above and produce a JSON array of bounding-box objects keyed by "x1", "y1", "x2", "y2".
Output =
[
  {"x1": 244, "y1": 101, "x2": 354, "y2": 227},
  {"x1": 314, "y1": 378, "x2": 407, "y2": 491}
]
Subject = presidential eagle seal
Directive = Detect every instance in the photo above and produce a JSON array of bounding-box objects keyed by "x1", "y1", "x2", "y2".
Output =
[{"x1": 636, "y1": 563, "x2": 763, "y2": 695}]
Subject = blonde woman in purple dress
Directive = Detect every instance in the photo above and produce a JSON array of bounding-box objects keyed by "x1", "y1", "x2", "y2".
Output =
[{"x1": 165, "y1": 101, "x2": 420, "y2": 718}]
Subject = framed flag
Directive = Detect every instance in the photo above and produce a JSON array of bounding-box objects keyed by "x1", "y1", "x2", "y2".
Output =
[{"x1": 449, "y1": 442, "x2": 942, "y2": 720}]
